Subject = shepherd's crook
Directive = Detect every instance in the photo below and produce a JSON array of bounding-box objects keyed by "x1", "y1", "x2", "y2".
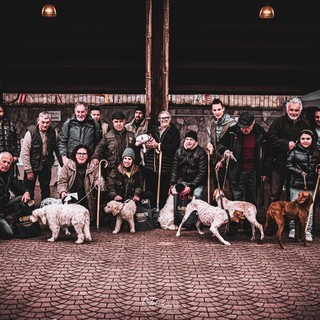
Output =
[
  {"x1": 96, "y1": 159, "x2": 108, "y2": 231},
  {"x1": 305, "y1": 170, "x2": 320, "y2": 234}
]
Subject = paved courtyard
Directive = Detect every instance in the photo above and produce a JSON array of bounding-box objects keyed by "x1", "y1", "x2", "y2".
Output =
[{"x1": 1, "y1": 224, "x2": 320, "y2": 320}]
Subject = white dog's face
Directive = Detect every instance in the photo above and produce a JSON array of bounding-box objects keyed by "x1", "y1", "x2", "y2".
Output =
[
  {"x1": 104, "y1": 201, "x2": 122, "y2": 216},
  {"x1": 30, "y1": 208, "x2": 47, "y2": 225},
  {"x1": 135, "y1": 134, "x2": 150, "y2": 146}
]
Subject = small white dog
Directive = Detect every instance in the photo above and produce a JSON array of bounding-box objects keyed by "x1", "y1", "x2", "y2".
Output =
[
  {"x1": 30, "y1": 203, "x2": 92, "y2": 244},
  {"x1": 135, "y1": 134, "x2": 158, "y2": 166},
  {"x1": 104, "y1": 200, "x2": 137, "y2": 234},
  {"x1": 40, "y1": 195, "x2": 77, "y2": 208},
  {"x1": 176, "y1": 197, "x2": 245, "y2": 246},
  {"x1": 158, "y1": 184, "x2": 185, "y2": 230}
]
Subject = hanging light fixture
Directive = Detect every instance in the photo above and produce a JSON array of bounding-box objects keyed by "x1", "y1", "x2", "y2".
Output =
[
  {"x1": 259, "y1": 4, "x2": 275, "y2": 19},
  {"x1": 41, "y1": 3, "x2": 57, "y2": 18}
]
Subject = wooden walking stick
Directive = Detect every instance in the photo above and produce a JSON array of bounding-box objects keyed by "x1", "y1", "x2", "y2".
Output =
[
  {"x1": 305, "y1": 170, "x2": 320, "y2": 234},
  {"x1": 154, "y1": 150, "x2": 163, "y2": 216},
  {"x1": 207, "y1": 151, "x2": 211, "y2": 203},
  {"x1": 96, "y1": 159, "x2": 108, "y2": 231}
]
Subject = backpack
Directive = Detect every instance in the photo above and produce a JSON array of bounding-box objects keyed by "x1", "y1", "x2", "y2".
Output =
[
  {"x1": 173, "y1": 194, "x2": 197, "y2": 230},
  {"x1": 134, "y1": 198, "x2": 154, "y2": 231}
]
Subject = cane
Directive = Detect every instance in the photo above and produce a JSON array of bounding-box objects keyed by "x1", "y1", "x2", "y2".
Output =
[
  {"x1": 96, "y1": 159, "x2": 108, "y2": 231},
  {"x1": 207, "y1": 151, "x2": 211, "y2": 203},
  {"x1": 154, "y1": 150, "x2": 163, "y2": 216},
  {"x1": 305, "y1": 171, "x2": 320, "y2": 234}
]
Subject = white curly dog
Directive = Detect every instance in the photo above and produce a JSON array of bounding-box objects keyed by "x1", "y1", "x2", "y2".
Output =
[
  {"x1": 30, "y1": 203, "x2": 92, "y2": 244},
  {"x1": 176, "y1": 197, "x2": 245, "y2": 246},
  {"x1": 104, "y1": 199, "x2": 137, "y2": 234}
]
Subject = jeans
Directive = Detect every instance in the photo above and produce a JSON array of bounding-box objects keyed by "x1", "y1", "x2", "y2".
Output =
[
  {"x1": 289, "y1": 188, "x2": 314, "y2": 234},
  {"x1": 181, "y1": 181, "x2": 204, "y2": 199},
  {"x1": 0, "y1": 217, "x2": 14, "y2": 239}
]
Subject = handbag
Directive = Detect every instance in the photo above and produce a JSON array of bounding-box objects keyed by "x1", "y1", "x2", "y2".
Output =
[
  {"x1": 135, "y1": 198, "x2": 154, "y2": 231},
  {"x1": 173, "y1": 194, "x2": 197, "y2": 230},
  {"x1": 12, "y1": 201, "x2": 42, "y2": 239}
]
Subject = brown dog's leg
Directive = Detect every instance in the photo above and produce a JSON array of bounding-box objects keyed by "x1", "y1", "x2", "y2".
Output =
[{"x1": 274, "y1": 216, "x2": 286, "y2": 250}]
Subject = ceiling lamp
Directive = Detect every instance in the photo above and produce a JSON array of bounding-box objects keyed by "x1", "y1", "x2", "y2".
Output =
[
  {"x1": 259, "y1": 5, "x2": 275, "y2": 19},
  {"x1": 41, "y1": 3, "x2": 57, "y2": 18}
]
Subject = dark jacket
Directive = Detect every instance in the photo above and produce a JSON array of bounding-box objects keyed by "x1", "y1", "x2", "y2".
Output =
[
  {"x1": 144, "y1": 124, "x2": 180, "y2": 174},
  {"x1": 107, "y1": 164, "x2": 143, "y2": 200},
  {"x1": 170, "y1": 144, "x2": 208, "y2": 191},
  {"x1": 92, "y1": 129, "x2": 135, "y2": 170},
  {"x1": 218, "y1": 123, "x2": 268, "y2": 184},
  {"x1": 286, "y1": 144, "x2": 320, "y2": 190},
  {"x1": 27, "y1": 125, "x2": 62, "y2": 170},
  {"x1": 59, "y1": 115, "x2": 101, "y2": 157},
  {"x1": 0, "y1": 171, "x2": 29, "y2": 213},
  {"x1": 267, "y1": 114, "x2": 310, "y2": 170},
  {"x1": 0, "y1": 118, "x2": 21, "y2": 158}
]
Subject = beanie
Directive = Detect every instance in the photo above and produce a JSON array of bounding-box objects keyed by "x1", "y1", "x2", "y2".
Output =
[
  {"x1": 112, "y1": 111, "x2": 126, "y2": 120},
  {"x1": 185, "y1": 130, "x2": 198, "y2": 142},
  {"x1": 238, "y1": 111, "x2": 254, "y2": 128},
  {"x1": 122, "y1": 148, "x2": 135, "y2": 161},
  {"x1": 135, "y1": 105, "x2": 146, "y2": 116}
]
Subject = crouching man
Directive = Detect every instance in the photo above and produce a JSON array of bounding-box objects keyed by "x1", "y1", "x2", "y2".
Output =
[{"x1": 0, "y1": 152, "x2": 31, "y2": 239}]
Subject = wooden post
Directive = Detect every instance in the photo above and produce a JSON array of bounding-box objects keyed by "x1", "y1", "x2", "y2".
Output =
[{"x1": 146, "y1": 0, "x2": 152, "y2": 129}]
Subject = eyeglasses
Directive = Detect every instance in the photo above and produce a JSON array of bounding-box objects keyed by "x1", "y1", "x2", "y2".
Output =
[
  {"x1": 159, "y1": 117, "x2": 170, "y2": 121},
  {"x1": 76, "y1": 152, "x2": 88, "y2": 156}
]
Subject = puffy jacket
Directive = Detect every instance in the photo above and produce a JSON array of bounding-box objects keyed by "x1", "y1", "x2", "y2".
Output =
[
  {"x1": 0, "y1": 118, "x2": 21, "y2": 158},
  {"x1": 170, "y1": 145, "x2": 208, "y2": 191},
  {"x1": 59, "y1": 115, "x2": 101, "y2": 157},
  {"x1": 286, "y1": 144, "x2": 320, "y2": 190},
  {"x1": 107, "y1": 164, "x2": 143, "y2": 200}
]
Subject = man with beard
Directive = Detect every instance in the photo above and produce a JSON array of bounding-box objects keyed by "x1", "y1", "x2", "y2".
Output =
[
  {"x1": 267, "y1": 97, "x2": 310, "y2": 204},
  {"x1": 125, "y1": 106, "x2": 148, "y2": 138}
]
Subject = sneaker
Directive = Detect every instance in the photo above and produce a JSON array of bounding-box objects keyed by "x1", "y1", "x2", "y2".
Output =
[
  {"x1": 288, "y1": 229, "x2": 295, "y2": 239},
  {"x1": 306, "y1": 232, "x2": 313, "y2": 242}
]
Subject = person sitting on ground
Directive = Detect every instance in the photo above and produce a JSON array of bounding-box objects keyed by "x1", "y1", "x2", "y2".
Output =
[
  {"x1": 170, "y1": 130, "x2": 207, "y2": 199},
  {"x1": 57, "y1": 144, "x2": 104, "y2": 224},
  {"x1": 0, "y1": 151, "x2": 31, "y2": 240}
]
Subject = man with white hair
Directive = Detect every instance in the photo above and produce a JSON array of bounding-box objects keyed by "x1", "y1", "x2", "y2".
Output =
[
  {"x1": 0, "y1": 152, "x2": 31, "y2": 239},
  {"x1": 267, "y1": 97, "x2": 310, "y2": 206},
  {"x1": 22, "y1": 111, "x2": 62, "y2": 200}
]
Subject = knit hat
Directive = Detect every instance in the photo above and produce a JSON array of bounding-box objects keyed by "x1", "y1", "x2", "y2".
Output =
[
  {"x1": 112, "y1": 111, "x2": 126, "y2": 120},
  {"x1": 122, "y1": 148, "x2": 135, "y2": 161},
  {"x1": 238, "y1": 111, "x2": 254, "y2": 128},
  {"x1": 135, "y1": 105, "x2": 145, "y2": 116},
  {"x1": 185, "y1": 130, "x2": 198, "y2": 142}
]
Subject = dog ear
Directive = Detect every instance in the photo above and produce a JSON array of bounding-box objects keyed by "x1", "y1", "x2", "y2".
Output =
[{"x1": 233, "y1": 210, "x2": 245, "y2": 222}]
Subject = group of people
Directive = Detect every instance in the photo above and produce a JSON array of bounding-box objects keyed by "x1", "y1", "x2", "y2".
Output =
[{"x1": 0, "y1": 98, "x2": 319, "y2": 241}]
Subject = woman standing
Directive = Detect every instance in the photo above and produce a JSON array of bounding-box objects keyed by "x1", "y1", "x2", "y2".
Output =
[
  {"x1": 57, "y1": 144, "x2": 102, "y2": 224},
  {"x1": 143, "y1": 111, "x2": 180, "y2": 209},
  {"x1": 286, "y1": 129, "x2": 320, "y2": 241}
]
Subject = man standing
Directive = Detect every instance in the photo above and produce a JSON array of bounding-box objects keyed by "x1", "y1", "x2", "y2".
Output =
[
  {"x1": 206, "y1": 98, "x2": 236, "y2": 193},
  {"x1": 217, "y1": 111, "x2": 268, "y2": 236},
  {"x1": 267, "y1": 97, "x2": 310, "y2": 204},
  {"x1": 125, "y1": 106, "x2": 148, "y2": 138},
  {"x1": 0, "y1": 104, "x2": 21, "y2": 169},
  {"x1": 92, "y1": 111, "x2": 135, "y2": 171},
  {"x1": 59, "y1": 102, "x2": 101, "y2": 166},
  {"x1": 0, "y1": 152, "x2": 31, "y2": 239},
  {"x1": 89, "y1": 106, "x2": 109, "y2": 138},
  {"x1": 22, "y1": 111, "x2": 62, "y2": 201},
  {"x1": 171, "y1": 130, "x2": 207, "y2": 199}
]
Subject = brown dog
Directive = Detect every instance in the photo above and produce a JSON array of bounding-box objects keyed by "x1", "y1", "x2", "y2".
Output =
[{"x1": 264, "y1": 191, "x2": 313, "y2": 249}]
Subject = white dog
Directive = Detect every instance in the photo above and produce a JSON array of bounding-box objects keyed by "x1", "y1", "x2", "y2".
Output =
[
  {"x1": 176, "y1": 197, "x2": 245, "y2": 246},
  {"x1": 104, "y1": 200, "x2": 137, "y2": 234},
  {"x1": 213, "y1": 189, "x2": 265, "y2": 242},
  {"x1": 40, "y1": 195, "x2": 77, "y2": 208},
  {"x1": 30, "y1": 203, "x2": 92, "y2": 244},
  {"x1": 158, "y1": 184, "x2": 185, "y2": 230},
  {"x1": 135, "y1": 134, "x2": 159, "y2": 166}
]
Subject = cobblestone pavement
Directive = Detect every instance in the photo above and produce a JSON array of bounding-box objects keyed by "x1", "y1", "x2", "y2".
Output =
[{"x1": 1, "y1": 225, "x2": 320, "y2": 320}]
